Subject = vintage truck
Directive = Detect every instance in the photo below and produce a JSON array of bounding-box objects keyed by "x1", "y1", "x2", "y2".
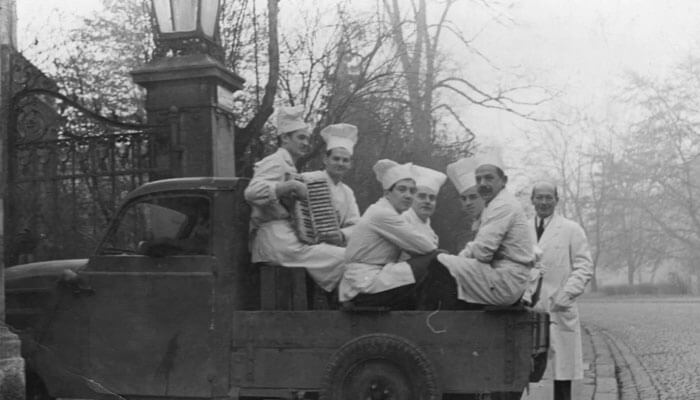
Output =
[{"x1": 5, "y1": 177, "x2": 549, "y2": 400}]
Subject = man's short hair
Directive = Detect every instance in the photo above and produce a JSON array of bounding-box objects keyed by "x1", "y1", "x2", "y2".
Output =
[
  {"x1": 495, "y1": 167, "x2": 506, "y2": 179},
  {"x1": 531, "y1": 183, "x2": 559, "y2": 200},
  {"x1": 277, "y1": 132, "x2": 292, "y2": 147}
]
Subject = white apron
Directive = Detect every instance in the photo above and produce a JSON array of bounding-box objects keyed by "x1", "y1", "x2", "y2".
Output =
[
  {"x1": 437, "y1": 255, "x2": 530, "y2": 305},
  {"x1": 252, "y1": 220, "x2": 345, "y2": 292}
]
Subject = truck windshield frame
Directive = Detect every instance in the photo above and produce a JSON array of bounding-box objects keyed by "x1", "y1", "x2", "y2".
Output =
[{"x1": 98, "y1": 192, "x2": 212, "y2": 256}]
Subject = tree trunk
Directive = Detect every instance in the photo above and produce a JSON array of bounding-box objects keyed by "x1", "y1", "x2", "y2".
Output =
[
  {"x1": 235, "y1": 0, "x2": 280, "y2": 177},
  {"x1": 627, "y1": 260, "x2": 635, "y2": 286},
  {"x1": 590, "y1": 264, "x2": 598, "y2": 292}
]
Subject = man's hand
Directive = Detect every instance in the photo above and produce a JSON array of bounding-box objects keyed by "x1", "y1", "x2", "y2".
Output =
[
  {"x1": 276, "y1": 180, "x2": 308, "y2": 200},
  {"x1": 458, "y1": 244, "x2": 473, "y2": 258},
  {"x1": 550, "y1": 290, "x2": 574, "y2": 312},
  {"x1": 319, "y1": 230, "x2": 345, "y2": 246}
]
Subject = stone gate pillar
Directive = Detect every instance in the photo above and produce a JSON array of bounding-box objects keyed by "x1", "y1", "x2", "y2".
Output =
[
  {"x1": 131, "y1": 54, "x2": 244, "y2": 178},
  {"x1": 0, "y1": 0, "x2": 26, "y2": 398}
]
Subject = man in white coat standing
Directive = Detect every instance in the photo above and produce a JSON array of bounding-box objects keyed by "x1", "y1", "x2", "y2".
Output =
[
  {"x1": 244, "y1": 106, "x2": 345, "y2": 293},
  {"x1": 531, "y1": 181, "x2": 593, "y2": 400}
]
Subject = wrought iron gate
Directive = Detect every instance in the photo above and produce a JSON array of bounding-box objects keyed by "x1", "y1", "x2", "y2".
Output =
[{"x1": 7, "y1": 87, "x2": 172, "y2": 266}]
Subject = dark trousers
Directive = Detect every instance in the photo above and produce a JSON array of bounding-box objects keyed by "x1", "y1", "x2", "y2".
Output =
[
  {"x1": 417, "y1": 256, "x2": 484, "y2": 310},
  {"x1": 554, "y1": 380, "x2": 572, "y2": 400},
  {"x1": 351, "y1": 251, "x2": 436, "y2": 310},
  {"x1": 351, "y1": 252, "x2": 486, "y2": 310}
]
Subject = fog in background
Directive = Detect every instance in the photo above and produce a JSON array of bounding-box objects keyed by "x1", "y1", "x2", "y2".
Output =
[{"x1": 15, "y1": 0, "x2": 700, "y2": 293}]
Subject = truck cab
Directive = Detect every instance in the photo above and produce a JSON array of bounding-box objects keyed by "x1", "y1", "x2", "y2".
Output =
[{"x1": 5, "y1": 177, "x2": 548, "y2": 400}]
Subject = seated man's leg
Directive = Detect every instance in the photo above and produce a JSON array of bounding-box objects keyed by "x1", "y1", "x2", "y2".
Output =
[
  {"x1": 351, "y1": 285, "x2": 416, "y2": 310},
  {"x1": 279, "y1": 241, "x2": 346, "y2": 292},
  {"x1": 417, "y1": 257, "x2": 460, "y2": 310},
  {"x1": 436, "y1": 254, "x2": 529, "y2": 306},
  {"x1": 413, "y1": 255, "x2": 482, "y2": 310}
]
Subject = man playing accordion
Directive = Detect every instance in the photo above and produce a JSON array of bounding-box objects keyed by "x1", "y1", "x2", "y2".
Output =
[{"x1": 244, "y1": 106, "x2": 345, "y2": 293}]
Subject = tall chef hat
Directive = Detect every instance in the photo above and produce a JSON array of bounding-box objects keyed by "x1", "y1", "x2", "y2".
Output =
[
  {"x1": 446, "y1": 158, "x2": 479, "y2": 195},
  {"x1": 320, "y1": 123, "x2": 358, "y2": 155},
  {"x1": 475, "y1": 146, "x2": 506, "y2": 171},
  {"x1": 413, "y1": 165, "x2": 447, "y2": 194},
  {"x1": 373, "y1": 159, "x2": 415, "y2": 190},
  {"x1": 276, "y1": 105, "x2": 309, "y2": 136}
]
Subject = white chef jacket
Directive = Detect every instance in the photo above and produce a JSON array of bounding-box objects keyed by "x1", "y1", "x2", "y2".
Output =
[
  {"x1": 402, "y1": 208, "x2": 439, "y2": 248},
  {"x1": 438, "y1": 188, "x2": 534, "y2": 305},
  {"x1": 316, "y1": 170, "x2": 361, "y2": 240},
  {"x1": 339, "y1": 197, "x2": 437, "y2": 301}
]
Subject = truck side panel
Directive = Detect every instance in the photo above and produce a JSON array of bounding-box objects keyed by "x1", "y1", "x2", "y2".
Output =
[{"x1": 231, "y1": 310, "x2": 537, "y2": 394}]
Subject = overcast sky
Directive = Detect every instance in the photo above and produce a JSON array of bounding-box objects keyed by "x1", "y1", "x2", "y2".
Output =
[
  {"x1": 15, "y1": 0, "x2": 700, "y2": 160},
  {"x1": 461, "y1": 0, "x2": 700, "y2": 144}
]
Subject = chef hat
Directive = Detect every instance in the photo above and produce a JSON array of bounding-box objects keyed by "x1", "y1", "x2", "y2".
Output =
[
  {"x1": 320, "y1": 123, "x2": 358, "y2": 155},
  {"x1": 276, "y1": 105, "x2": 309, "y2": 135},
  {"x1": 446, "y1": 158, "x2": 479, "y2": 194},
  {"x1": 413, "y1": 165, "x2": 447, "y2": 194},
  {"x1": 475, "y1": 146, "x2": 505, "y2": 171},
  {"x1": 373, "y1": 159, "x2": 415, "y2": 190}
]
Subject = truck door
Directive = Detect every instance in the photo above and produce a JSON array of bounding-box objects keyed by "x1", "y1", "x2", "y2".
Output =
[{"x1": 80, "y1": 192, "x2": 218, "y2": 398}]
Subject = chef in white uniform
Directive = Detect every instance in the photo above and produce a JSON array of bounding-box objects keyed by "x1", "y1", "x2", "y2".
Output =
[
  {"x1": 244, "y1": 106, "x2": 345, "y2": 292},
  {"x1": 301, "y1": 123, "x2": 361, "y2": 246},
  {"x1": 434, "y1": 149, "x2": 535, "y2": 306},
  {"x1": 447, "y1": 157, "x2": 484, "y2": 236},
  {"x1": 339, "y1": 159, "x2": 437, "y2": 309},
  {"x1": 402, "y1": 165, "x2": 446, "y2": 247}
]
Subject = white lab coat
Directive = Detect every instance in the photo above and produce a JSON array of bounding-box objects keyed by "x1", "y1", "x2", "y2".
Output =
[
  {"x1": 339, "y1": 197, "x2": 437, "y2": 301},
  {"x1": 532, "y1": 214, "x2": 593, "y2": 380},
  {"x1": 244, "y1": 148, "x2": 345, "y2": 291},
  {"x1": 438, "y1": 189, "x2": 534, "y2": 305}
]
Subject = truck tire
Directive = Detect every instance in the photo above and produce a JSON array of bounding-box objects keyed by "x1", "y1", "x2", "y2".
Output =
[{"x1": 320, "y1": 333, "x2": 440, "y2": 400}]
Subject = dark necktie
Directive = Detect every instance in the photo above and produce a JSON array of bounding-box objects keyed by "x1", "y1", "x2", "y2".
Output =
[{"x1": 536, "y1": 218, "x2": 545, "y2": 241}]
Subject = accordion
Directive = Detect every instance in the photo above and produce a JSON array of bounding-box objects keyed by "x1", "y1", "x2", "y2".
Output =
[{"x1": 291, "y1": 171, "x2": 341, "y2": 244}]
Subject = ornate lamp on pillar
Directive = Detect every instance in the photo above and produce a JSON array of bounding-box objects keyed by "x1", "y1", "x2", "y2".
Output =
[{"x1": 132, "y1": 0, "x2": 244, "y2": 178}]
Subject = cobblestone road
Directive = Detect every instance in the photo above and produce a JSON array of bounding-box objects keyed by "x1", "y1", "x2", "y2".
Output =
[{"x1": 579, "y1": 297, "x2": 700, "y2": 400}]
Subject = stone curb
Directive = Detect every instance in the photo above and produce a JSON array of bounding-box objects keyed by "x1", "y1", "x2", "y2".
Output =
[
  {"x1": 584, "y1": 324, "x2": 661, "y2": 400},
  {"x1": 583, "y1": 325, "x2": 620, "y2": 400}
]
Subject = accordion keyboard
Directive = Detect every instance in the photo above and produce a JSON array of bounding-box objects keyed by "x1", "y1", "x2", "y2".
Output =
[{"x1": 294, "y1": 172, "x2": 341, "y2": 244}]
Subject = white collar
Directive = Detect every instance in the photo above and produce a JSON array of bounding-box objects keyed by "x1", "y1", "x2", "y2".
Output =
[
  {"x1": 536, "y1": 214, "x2": 554, "y2": 227},
  {"x1": 406, "y1": 207, "x2": 430, "y2": 225},
  {"x1": 324, "y1": 169, "x2": 343, "y2": 186}
]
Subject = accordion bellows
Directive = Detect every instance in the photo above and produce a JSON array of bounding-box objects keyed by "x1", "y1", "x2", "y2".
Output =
[{"x1": 293, "y1": 171, "x2": 341, "y2": 244}]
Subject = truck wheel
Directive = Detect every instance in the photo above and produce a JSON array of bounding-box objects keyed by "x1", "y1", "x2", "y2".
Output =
[{"x1": 320, "y1": 333, "x2": 440, "y2": 400}]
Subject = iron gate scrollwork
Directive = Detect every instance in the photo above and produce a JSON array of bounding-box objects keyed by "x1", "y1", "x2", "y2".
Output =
[{"x1": 7, "y1": 88, "x2": 173, "y2": 266}]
